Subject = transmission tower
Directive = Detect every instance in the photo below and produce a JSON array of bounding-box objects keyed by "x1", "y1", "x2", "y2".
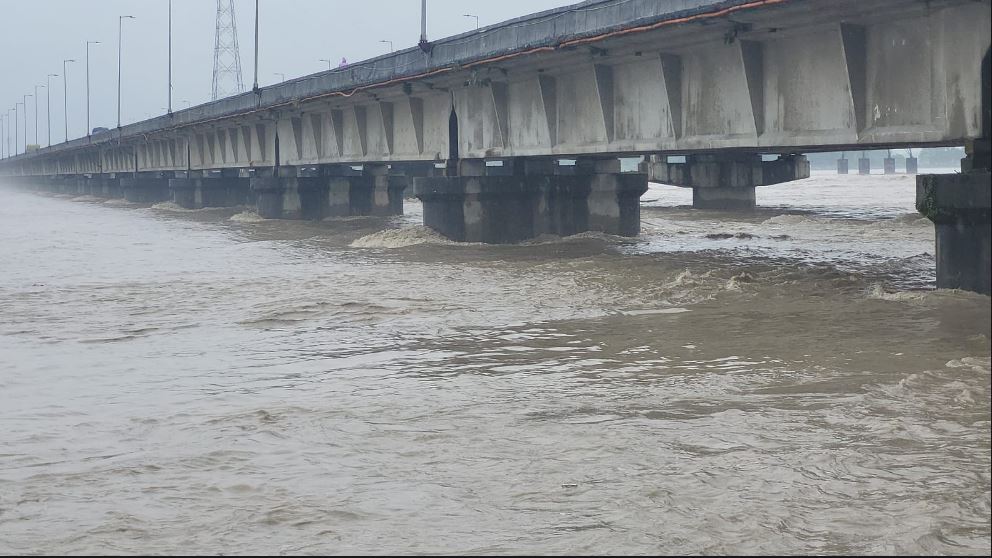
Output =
[{"x1": 212, "y1": 0, "x2": 245, "y2": 100}]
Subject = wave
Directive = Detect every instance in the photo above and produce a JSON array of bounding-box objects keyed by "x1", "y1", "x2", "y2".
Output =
[
  {"x1": 230, "y1": 211, "x2": 266, "y2": 223},
  {"x1": 103, "y1": 198, "x2": 136, "y2": 207},
  {"x1": 150, "y1": 202, "x2": 237, "y2": 213},
  {"x1": 349, "y1": 226, "x2": 457, "y2": 249}
]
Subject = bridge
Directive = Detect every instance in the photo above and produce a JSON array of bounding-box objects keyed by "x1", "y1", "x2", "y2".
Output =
[{"x1": 1, "y1": 0, "x2": 990, "y2": 293}]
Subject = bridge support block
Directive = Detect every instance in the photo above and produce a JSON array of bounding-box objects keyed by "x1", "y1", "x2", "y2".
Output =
[
  {"x1": 251, "y1": 164, "x2": 405, "y2": 220},
  {"x1": 858, "y1": 157, "x2": 871, "y2": 175},
  {"x1": 414, "y1": 157, "x2": 647, "y2": 243},
  {"x1": 85, "y1": 174, "x2": 123, "y2": 198},
  {"x1": 121, "y1": 173, "x2": 172, "y2": 203},
  {"x1": 917, "y1": 141, "x2": 991, "y2": 295},
  {"x1": 388, "y1": 162, "x2": 439, "y2": 198},
  {"x1": 906, "y1": 157, "x2": 919, "y2": 174},
  {"x1": 837, "y1": 158, "x2": 849, "y2": 174},
  {"x1": 884, "y1": 157, "x2": 897, "y2": 175},
  {"x1": 643, "y1": 153, "x2": 809, "y2": 210},
  {"x1": 170, "y1": 170, "x2": 250, "y2": 209}
]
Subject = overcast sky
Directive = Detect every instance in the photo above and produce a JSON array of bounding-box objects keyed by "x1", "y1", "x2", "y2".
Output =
[{"x1": 1, "y1": 0, "x2": 573, "y2": 148}]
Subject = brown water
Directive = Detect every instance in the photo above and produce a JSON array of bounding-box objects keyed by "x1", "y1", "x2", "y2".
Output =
[{"x1": 1, "y1": 172, "x2": 989, "y2": 555}]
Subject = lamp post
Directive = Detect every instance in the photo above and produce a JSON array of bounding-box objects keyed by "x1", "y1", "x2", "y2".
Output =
[
  {"x1": 63, "y1": 59, "x2": 75, "y2": 142},
  {"x1": 14, "y1": 103, "x2": 21, "y2": 155},
  {"x1": 379, "y1": 40, "x2": 393, "y2": 52},
  {"x1": 420, "y1": 0, "x2": 428, "y2": 45},
  {"x1": 168, "y1": 0, "x2": 173, "y2": 114},
  {"x1": 6, "y1": 109, "x2": 13, "y2": 157},
  {"x1": 21, "y1": 95, "x2": 32, "y2": 152},
  {"x1": 463, "y1": 14, "x2": 479, "y2": 29},
  {"x1": 47, "y1": 74, "x2": 58, "y2": 147},
  {"x1": 319, "y1": 59, "x2": 331, "y2": 71},
  {"x1": 253, "y1": 0, "x2": 259, "y2": 92},
  {"x1": 15, "y1": 102, "x2": 22, "y2": 154},
  {"x1": 34, "y1": 85, "x2": 45, "y2": 146},
  {"x1": 0, "y1": 115, "x2": 5, "y2": 158},
  {"x1": 118, "y1": 15, "x2": 136, "y2": 128},
  {"x1": 86, "y1": 41, "x2": 100, "y2": 136}
]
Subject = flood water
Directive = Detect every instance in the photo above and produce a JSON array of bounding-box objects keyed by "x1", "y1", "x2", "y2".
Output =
[{"x1": 1, "y1": 171, "x2": 989, "y2": 555}]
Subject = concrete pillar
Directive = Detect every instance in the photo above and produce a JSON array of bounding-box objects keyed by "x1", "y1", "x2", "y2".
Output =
[
  {"x1": 917, "y1": 140, "x2": 991, "y2": 295},
  {"x1": 365, "y1": 163, "x2": 405, "y2": 216},
  {"x1": 170, "y1": 170, "x2": 250, "y2": 209},
  {"x1": 906, "y1": 157, "x2": 919, "y2": 174},
  {"x1": 121, "y1": 172, "x2": 172, "y2": 203},
  {"x1": 414, "y1": 157, "x2": 647, "y2": 243},
  {"x1": 858, "y1": 157, "x2": 871, "y2": 175},
  {"x1": 642, "y1": 153, "x2": 808, "y2": 210},
  {"x1": 388, "y1": 162, "x2": 438, "y2": 198},
  {"x1": 249, "y1": 164, "x2": 405, "y2": 221},
  {"x1": 884, "y1": 157, "x2": 896, "y2": 174},
  {"x1": 837, "y1": 158, "x2": 849, "y2": 174},
  {"x1": 251, "y1": 167, "x2": 298, "y2": 219},
  {"x1": 86, "y1": 174, "x2": 123, "y2": 198}
]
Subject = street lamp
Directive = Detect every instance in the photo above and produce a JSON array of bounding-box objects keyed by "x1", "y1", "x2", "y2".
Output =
[
  {"x1": 86, "y1": 41, "x2": 100, "y2": 135},
  {"x1": 420, "y1": 0, "x2": 428, "y2": 46},
  {"x1": 63, "y1": 59, "x2": 75, "y2": 142},
  {"x1": 34, "y1": 85, "x2": 45, "y2": 146},
  {"x1": 0, "y1": 115, "x2": 5, "y2": 158},
  {"x1": 168, "y1": 0, "x2": 173, "y2": 114},
  {"x1": 319, "y1": 59, "x2": 331, "y2": 70},
  {"x1": 273, "y1": 72, "x2": 285, "y2": 82},
  {"x1": 118, "y1": 15, "x2": 136, "y2": 128},
  {"x1": 21, "y1": 95, "x2": 32, "y2": 152},
  {"x1": 14, "y1": 103, "x2": 21, "y2": 155},
  {"x1": 47, "y1": 74, "x2": 58, "y2": 147},
  {"x1": 253, "y1": 0, "x2": 259, "y2": 92},
  {"x1": 7, "y1": 109, "x2": 13, "y2": 157},
  {"x1": 463, "y1": 14, "x2": 479, "y2": 29},
  {"x1": 379, "y1": 39, "x2": 393, "y2": 52}
]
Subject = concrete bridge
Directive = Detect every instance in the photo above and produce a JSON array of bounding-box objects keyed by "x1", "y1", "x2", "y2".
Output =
[{"x1": 1, "y1": 0, "x2": 990, "y2": 293}]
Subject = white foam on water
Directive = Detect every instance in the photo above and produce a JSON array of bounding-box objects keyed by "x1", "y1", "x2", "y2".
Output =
[
  {"x1": 350, "y1": 226, "x2": 458, "y2": 249},
  {"x1": 230, "y1": 211, "x2": 266, "y2": 223},
  {"x1": 622, "y1": 308, "x2": 691, "y2": 316},
  {"x1": 103, "y1": 198, "x2": 136, "y2": 207}
]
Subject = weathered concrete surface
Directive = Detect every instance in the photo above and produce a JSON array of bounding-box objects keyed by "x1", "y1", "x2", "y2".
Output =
[
  {"x1": 2, "y1": 0, "x2": 989, "y2": 178},
  {"x1": 252, "y1": 165, "x2": 405, "y2": 220},
  {"x1": 415, "y1": 159, "x2": 646, "y2": 243},
  {"x1": 170, "y1": 173, "x2": 250, "y2": 209},
  {"x1": 121, "y1": 174, "x2": 172, "y2": 203},
  {"x1": 917, "y1": 170, "x2": 991, "y2": 294},
  {"x1": 641, "y1": 153, "x2": 809, "y2": 209},
  {"x1": 906, "y1": 157, "x2": 919, "y2": 174}
]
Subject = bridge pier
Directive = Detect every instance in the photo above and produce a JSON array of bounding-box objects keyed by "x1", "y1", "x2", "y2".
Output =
[
  {"x1": 644, "y1": 153, "x2": 809, "y2": 209},
  {"x1": 170, "y1": 170, "x2": 250, "y2": 209},
  {"x1": 906, "y1": 157, "x2": 919, "y2": 174},
  {"x1": 86, "y1": 174, "x2": 123, "y2": 198},
  {"x1": 837, "y1": 158, "x2": 849, "y2": 175},
  {"x1": 414, "y1": 157, "x2": 647, "y2": 243},
  {"x1": 121, "y1": 172, "x2": 172, "y2": 204},
  {"x1": 884, "y1": 157, "x2": 897, "y2": 175},
  {"x1": 251, "y1": 164, "x2": 405, "y2": 220},
  {"x1": 388, "y1": 162, "x2": 439, "y2": 198},
  {"x1": 858, "y1": 157, "x2": 871, "y2": 175},
  {"x1": 917, "y1": 140, "x2": 991, "y2": 295}
]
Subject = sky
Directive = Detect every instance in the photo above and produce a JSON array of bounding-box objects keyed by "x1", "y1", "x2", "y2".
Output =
[{"x1": 0, "y1": 0, "x2": 573, "y2": 149}]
